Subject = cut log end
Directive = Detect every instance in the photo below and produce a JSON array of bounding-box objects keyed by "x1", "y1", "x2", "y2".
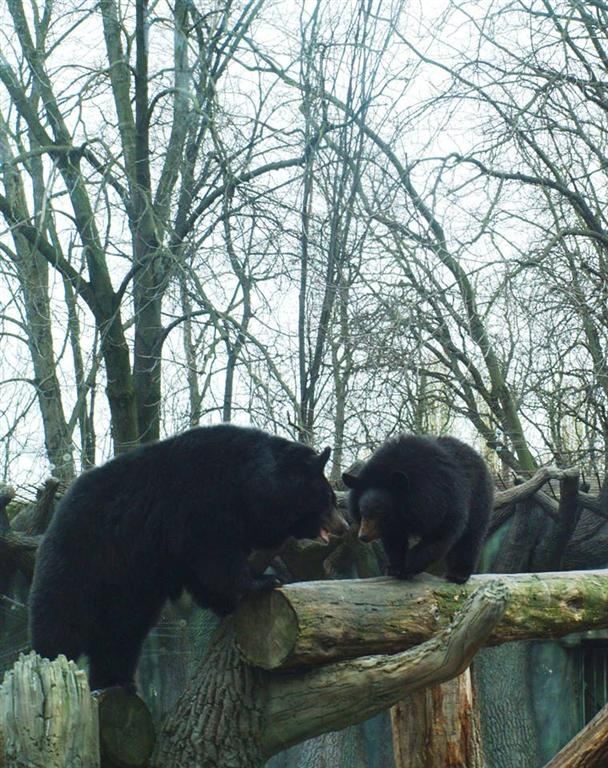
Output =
[
  {"x1": 95, "y1": 687, "x2": 155, "y2": 768},
  {"x1": 235, "y1": 588, "x2": 299, "y2": 669}
]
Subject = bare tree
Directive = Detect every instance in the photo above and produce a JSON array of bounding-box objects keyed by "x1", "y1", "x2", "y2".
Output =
[{"x1": 0, "y1": 0, "x2": 310, "y2": 462}]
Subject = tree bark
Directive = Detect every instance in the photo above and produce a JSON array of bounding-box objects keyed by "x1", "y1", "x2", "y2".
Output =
[{"x1": 153, "y1": 620, "x2": 266, "y2": 768}]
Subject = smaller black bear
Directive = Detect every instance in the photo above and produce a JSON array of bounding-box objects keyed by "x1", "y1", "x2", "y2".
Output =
[
  {"x1": 342, "y1": 434, "x2": 493, "y2": 583},
  {"x1": 29, "y1": 424, "x2": 346, "y2": 690}
]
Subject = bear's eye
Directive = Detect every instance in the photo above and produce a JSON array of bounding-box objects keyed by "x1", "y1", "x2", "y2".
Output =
[{"x1": 360, "y1": 504, "x2": 377, "y2": 517}]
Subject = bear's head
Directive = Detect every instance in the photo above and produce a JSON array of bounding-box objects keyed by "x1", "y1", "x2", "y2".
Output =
[
  {"x1": 286, "y1": 447, "x2": 348, "y2": 542},
  {"x1": 342, "y1": 470, "x2": 409, "y2": 543},
  {"x1": 248, "y1": 444, "x2": 348, "y2": 550}
]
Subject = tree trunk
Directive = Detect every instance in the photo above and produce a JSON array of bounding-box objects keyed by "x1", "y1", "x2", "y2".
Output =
[
  {"x1": 0, "y1": 123, "x2": 75, "y2": 484},
  {"x1": 474, "y1": 643, "x2": 541, "y2": 768},
  {"x1": 391, "y1": 669, "x2": 484, "y2": 768},
  {"x1": 153, "y1": 620, "x2": 266, "y2": 768},
  {"x1": 15, "y1": 251, "x2": 75, "y2": 484}
]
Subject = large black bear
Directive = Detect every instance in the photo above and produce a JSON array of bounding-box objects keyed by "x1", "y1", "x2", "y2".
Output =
[
  {"x1": 342, "y1": 434, "x2": 493, "y2": 583},
  {"x1": 29, "y1": 424, "x2": 344, "y2": 690}
]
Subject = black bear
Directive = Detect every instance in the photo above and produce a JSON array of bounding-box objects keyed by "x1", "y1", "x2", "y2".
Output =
[
  {"x1": 29, "y1": 424, "x2": 345, "y2": 690},
  {"x1": 342, "y1": 434, "x2": 493, "y2": 583}
]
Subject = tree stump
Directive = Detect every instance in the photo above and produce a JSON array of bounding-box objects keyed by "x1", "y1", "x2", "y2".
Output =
[
  {"x1": 0, "y1": 651, "x2": 99, "y2": 767},
  {"x1": 391, "y1": 669, "x2": 484, "y2": 768}
]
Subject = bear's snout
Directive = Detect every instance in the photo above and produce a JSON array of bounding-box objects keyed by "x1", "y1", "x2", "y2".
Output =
[{"x1": 358, "y1": 517, "x2": 381, "y2": 543}]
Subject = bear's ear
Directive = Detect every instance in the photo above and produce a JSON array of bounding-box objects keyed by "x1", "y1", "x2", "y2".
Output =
[
  {"x1": 342, "y1": 472, "x2": 360, "y2": 489},
  {"x1": 390, "y1": 470, "x2": 410, "y2": 491},
  {"x1": 317, "y1": 446, "x2": 331, "y2": 470}
]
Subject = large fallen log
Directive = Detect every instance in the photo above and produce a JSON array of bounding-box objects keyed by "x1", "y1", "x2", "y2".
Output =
[{"x1": 235, "y1": 570, "x2": 608, "y2": 670}]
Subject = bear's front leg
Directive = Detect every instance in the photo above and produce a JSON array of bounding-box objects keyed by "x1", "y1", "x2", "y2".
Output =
[
  {"x1": 183, "y1": 548, "x2": 281, "y2": 616},
  {"x1": 382, "y1": 531, "x2": 410, "y2": 578},
  {"x1": 402, "y1": 532, "x2": 459, "y2": 577}
]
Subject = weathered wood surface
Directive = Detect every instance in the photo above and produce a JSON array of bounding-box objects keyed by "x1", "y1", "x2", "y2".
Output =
[
  {"x1": 0, "y1": 651, "x2": 99, "y2": 767},
  {"x1": 235, "y1": 570, "x2": 608, "y2": 669},
  {"x1": 543, "y1": 702, "x2": 608, "y2": 768}
]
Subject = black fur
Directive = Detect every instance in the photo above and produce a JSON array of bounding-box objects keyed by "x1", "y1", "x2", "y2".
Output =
[
  {"x1": 29, "y1": 424, "x2": 340, "y2": 689},
  {"x1": 343, "y1": 434, "x2": 493, "y2": 583}
]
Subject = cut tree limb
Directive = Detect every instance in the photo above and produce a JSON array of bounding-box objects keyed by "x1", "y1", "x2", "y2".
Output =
[
  {"x1": 235, "y1": 570, "x2": 608, "y2": 670},
  {"x1": 0, "y1": 487, "x2": 15, "y2": 533},
  {"x1": 11, "y1": 477, "x2": 60, "y2": 534},
  {"x1": 543, "y1": 702, "x2": 608, "y2": 768},
  {"x1": 96, "y1": 687, "x2": 156, "y2": 768}
]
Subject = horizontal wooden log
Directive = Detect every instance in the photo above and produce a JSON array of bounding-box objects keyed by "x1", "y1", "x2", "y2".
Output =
[{"x1": 235, "y1": 570, "x2": 608, "y2": 670}]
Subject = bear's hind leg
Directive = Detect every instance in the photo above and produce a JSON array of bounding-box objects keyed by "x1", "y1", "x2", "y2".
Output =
[
  {"x1": 87, "y1": 626, "x2": 148, "y2": 691},
  {"x1": 29, "y1": 590, "x2": 84, "y2": 664},
  {"x1": 86, "y1": 594, "x2": 161, "y2": 691}
]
